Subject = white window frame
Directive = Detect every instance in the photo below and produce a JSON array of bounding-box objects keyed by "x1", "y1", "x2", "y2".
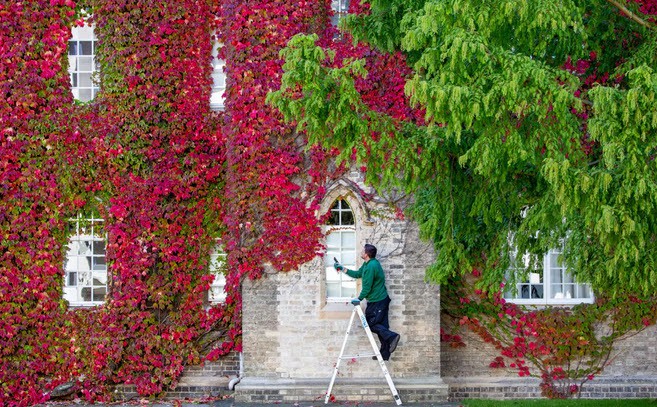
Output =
[
  {"x1": 324, "y1": 199, "x2": 358, "y2": 302},
  {"x1": 68, "y1": 23, "x2": 99, "y2": 102},
  {"x1": 208, "y1": 243, "x2": 227, "y2": 304},
  {"x1": 210, "y1": 39, "x2": 226, "y2": 111},
  {"x1": 505, "y1": 248, "x2": 594, "y2": 306},
  {"x1": 63, "y1": 214, "x2": 107, "y2": 307}
]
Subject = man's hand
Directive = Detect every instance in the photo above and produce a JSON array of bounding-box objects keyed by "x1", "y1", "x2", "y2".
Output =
[
  {"x1": 333, "y1": 261, "x2": 344, "y2": 272},
  {"x1": 350, "y1": 298, "x2": 361, "y2": 306}
]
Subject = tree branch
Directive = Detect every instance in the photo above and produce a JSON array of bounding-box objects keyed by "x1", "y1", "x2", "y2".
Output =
[{"x1": 607, "y1": 0, "x2": 656, "y2": 31}]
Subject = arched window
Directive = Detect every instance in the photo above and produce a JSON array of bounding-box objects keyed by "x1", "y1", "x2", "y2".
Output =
[{"x1": 324, "y1": 199, "x2": 357, "y2": 301}]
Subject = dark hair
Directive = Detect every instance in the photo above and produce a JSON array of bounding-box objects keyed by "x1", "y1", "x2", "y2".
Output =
[{"x1": 364, "y1": 244, "x2": 377, "y2": 259}]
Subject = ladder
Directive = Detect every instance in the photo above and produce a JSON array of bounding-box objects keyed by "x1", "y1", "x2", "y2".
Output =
[{"x1": 324, "y1": 303, "x2": 402, "y2": 405}]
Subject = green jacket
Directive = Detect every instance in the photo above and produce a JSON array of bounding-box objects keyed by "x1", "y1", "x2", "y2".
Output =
[{"x1": 345, "y1": 258, "x2": 388, "y2": 303}]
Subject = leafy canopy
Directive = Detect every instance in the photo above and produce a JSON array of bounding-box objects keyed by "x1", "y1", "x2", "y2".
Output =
[{"x1": 269, "y1": 0, "x2": 657, "y2": 295}]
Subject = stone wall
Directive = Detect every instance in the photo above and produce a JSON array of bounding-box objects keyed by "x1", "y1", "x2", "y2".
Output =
[
  {"x1": 441, "y1": 313, "x2": 657, "y2": 400},
  {"x1": 441, "y1": 320, "x2": 657, "y2": 379},
  {"x1": 234, "y1": 173, "x2": 447, "y2": 403}
]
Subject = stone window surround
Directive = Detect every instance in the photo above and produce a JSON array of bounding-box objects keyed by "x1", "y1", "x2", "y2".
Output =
[{"x1": 317, "y1": 183, "x2": 374, "y2": 318}]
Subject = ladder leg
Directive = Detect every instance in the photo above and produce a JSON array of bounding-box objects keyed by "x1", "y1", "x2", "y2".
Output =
[
  {"x1": 325, "y1": 307, "x2": 357, "y2": 404},
  {"x1": 355, "y1": 305, "x2": 402, "y2": 405}
]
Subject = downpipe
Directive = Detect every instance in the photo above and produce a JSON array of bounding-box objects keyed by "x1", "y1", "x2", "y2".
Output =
[{"x1": 228, "y1": 352, "x2": 243, "y2": 390}]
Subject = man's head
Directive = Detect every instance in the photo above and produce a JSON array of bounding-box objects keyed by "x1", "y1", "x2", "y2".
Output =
[{"x1": 362, "y1": 244, "x2": 377, "y2": 260}]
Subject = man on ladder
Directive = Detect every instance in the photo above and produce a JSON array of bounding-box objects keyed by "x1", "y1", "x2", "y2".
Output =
[
  {"x1": 326, "y1": 244, "x2": 402, "y2": 405},
  {"x1": 335, "y1": 244, "x2": 401, "y2": 360}
]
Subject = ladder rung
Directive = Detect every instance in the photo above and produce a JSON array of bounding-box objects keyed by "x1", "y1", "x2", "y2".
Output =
[{"x1": 340, "y1": 353, "x2": 377, "y2": 359}]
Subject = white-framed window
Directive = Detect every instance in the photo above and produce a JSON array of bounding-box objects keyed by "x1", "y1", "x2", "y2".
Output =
[
  {"x1": 210, "y1": 40, "x2": 226, "y2": 111},
  {"x1": 208, "y1": 244, "x2": 227, "y2": 303},
  {"x1": 331, "y1": 0, "x2": 350, "y2": 27},
  {"x1": 324, "y1": 199, "x2": 358, "y2": 301},
  {"x1": 63, "y1": 215, "x2": 107, "y2": 306},
  {"x1": 504, "y1": 248, "x2": 593, "y2": 305},
  {"x1": 68, "y1": 24, "x2": 99, "y2": 102}
]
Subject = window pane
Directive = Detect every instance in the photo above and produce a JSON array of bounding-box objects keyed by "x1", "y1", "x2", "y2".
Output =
[
  {"x1": 328, "y1": 210, "x2": 340, "y2": 225},
  {"x1": 69, "y1": 42, "x2": 79, "y2": 56},
  {"x1": 577, "y1": 284, "x2": 591, "y2": 298},
  {"x1": 326, "y1": 282, "x2": 341, "y2": 298},
  {"x1": 93, "y1": 241, "x2": 105, "y2": 255},
  {"x1": 341, "y1": 280, "x2": 357, "y2": 298},
  {"x1": 341, "y1": 210, "x2": 354, "y2": 225},
  {"x1": 93, "y1": 270, "x2": 106, "y2": 285},
  {"x1": 77, "y1": 57, "x2": 93, "y2": 72},
  {"x1": 325, "y1": 232, "x2": 341, "y2": 248},
  {"x1": 92, "y1": 287, "x2": 106, "y2": 302},
  {"x1": 326, "y1": 267, "x2": 340, "y2": 283},
  {"x1": 529, "y1": 272, "x2": 542, "y2": 284},
  {"x1": 341, "y1": 250, "x2": 356, "y2": 265},
  {"x1": 81, "y1": 287, "x2": 92, "y2": 301},
  {"x1": 518, "y1": 284, "x2": 539, "y2": 299},
  {"x1": 341, "y1": 231, "x2": 355, "y2": 247},
  {"x1": 325, "y1": 249, "x2": 339, "y2": 266},
  {"x1": 78, "y1": 89, "x2": 92, "y2": 102},
  {"x1": 551, "y1": 284, "x2": 565, "y2": 299},
  {"x1": 79, "y1": 41, "x2": 93, "y2": 55},
  {"x1": 92, "y1": 256, "x2": 106, "y2": 269},
  {"x1": 78, "y1": 271, "x2": 91, "y2": 286},
  {"x1": 78, "y1": 73, "x2": 93, "y2": 87}
]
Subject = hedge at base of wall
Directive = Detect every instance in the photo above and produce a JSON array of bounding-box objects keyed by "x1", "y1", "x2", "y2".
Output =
[{"x1": 445, "y1": 376, "x2": 657, "y2": 401}]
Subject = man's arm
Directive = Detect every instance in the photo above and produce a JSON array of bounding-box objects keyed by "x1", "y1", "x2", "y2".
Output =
[
  {"x1": 356, "y1": 263, "x2": 373, "y2": 300},
  {"x1": 345, "y1": 264, "x2": 364, "y2": 279}
]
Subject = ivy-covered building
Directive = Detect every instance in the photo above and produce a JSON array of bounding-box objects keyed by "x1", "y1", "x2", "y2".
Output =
[{"x1": 3, "y1": 0, "x2": 657, "y2": 405}]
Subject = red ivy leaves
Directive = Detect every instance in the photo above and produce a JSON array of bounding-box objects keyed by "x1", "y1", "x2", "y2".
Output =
[
  {"x1": 444, "y1": 270, "x2": 657, "y2": 399},
  {"x1": 1, "y1": 0, "x2": 425, "y2": 404}
]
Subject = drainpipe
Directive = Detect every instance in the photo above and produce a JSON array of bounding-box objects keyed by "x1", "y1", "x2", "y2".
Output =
[{"x1": 228, "y1": 352, "x2": 243, "y2": 390}]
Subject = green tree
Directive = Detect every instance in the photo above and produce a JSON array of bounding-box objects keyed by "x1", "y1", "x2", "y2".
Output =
[{"x1": 268, "y1": 0, "x2": 657, "y2": 295}]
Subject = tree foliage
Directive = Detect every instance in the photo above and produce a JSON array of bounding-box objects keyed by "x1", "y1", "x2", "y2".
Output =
[{"x1": 269, "y1": 0, "x2": 657, "y2": 295}]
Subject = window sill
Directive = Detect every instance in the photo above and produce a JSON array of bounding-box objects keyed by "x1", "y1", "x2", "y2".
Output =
[
  {"x1": 319, "y1": 301, "x2": 360, "y2": 319},
  {"x1": 505, "y1": 298, "x2": 595, "y2": 308}
]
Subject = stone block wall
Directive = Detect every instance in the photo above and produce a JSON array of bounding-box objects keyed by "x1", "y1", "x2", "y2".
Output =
[
  {"x1": 441, "y1": 321, "x2": 657, "y2": 379},
  {"x1": 441, "y1": 312, "x2": 657, "y2": 400},
  {"x1": 235, "y1": 173, "x2": 447, "y2": 402}
]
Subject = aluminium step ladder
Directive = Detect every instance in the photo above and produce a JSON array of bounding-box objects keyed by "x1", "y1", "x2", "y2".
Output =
[{"x1": 324, "y1": 302, "x2": 402, "y2": 405}]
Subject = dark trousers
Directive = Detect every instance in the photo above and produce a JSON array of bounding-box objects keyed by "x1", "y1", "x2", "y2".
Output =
[{"x1": 365, "y1": 296, "x2": 398, "y2": 358}]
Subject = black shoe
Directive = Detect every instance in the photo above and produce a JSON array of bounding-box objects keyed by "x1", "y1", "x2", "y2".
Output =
[
  {"x1": 372, "y1": 354, "x2": 390, "y2": 361},
  {"x1": 389, "y1": 334, "x2": 400, "y2": 354}
]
